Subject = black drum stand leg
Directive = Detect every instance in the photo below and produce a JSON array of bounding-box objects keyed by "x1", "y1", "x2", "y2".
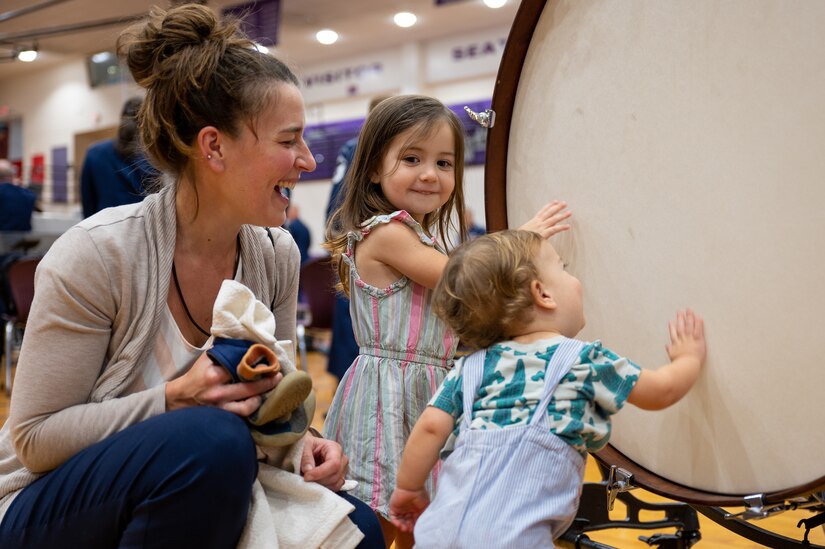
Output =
[
  {"x1": 691, "y1": 505, "x2": 825, "y2": 549},
  {"x1": 559, "y1": 481, "x2": 701, "y2": 548}
]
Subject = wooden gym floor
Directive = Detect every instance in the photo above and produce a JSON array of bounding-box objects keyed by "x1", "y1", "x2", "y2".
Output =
[{"x1": 1, "y1": 348, "x2": 821, "y2": 548}]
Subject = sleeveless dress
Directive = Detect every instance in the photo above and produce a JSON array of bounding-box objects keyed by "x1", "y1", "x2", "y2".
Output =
[{"x1": 322, "y1": 210, "x2": 458, "y2": 519}]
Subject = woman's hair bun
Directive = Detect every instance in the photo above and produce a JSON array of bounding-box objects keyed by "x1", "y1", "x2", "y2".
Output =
[{"x1": 117, "y1": 3, "x2": 238, "y2": 89}]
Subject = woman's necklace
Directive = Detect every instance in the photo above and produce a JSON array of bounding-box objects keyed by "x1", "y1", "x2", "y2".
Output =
[{"x1": 172, "y1": 235, "x2": 241, "y2": 338}]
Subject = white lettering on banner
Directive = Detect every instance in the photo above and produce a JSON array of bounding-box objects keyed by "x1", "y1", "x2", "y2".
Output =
[
  {"x1": 303, "y1": 63, "x2": 384, "y2": 88},
  {"x1": 451, "y1": 38, "x2": 507, "y2": 61},
  {"x1": 300, "y1": 49, "x2": 403, "y2": 104},
  {"x1": 426, "y1": 28, "x2": 510, "y2": 83}
]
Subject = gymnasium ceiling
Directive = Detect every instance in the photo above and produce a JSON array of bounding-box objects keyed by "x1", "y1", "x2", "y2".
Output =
[{"x1": 0, "y1": 0, "x2": 519, "y2": 78}]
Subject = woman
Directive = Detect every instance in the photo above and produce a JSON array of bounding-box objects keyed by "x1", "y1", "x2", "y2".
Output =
[{"x1": 0, "y1": 4, "x2": 382, "y2": 548}]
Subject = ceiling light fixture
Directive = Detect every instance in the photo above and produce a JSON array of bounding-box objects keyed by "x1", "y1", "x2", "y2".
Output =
[
  {"x1": 393, "y1": 12, "x2": 417, "y2": 28},
  {"x1": 254, "y1": 43, "x2": 270, "y2": 54},
  {"x1": 483, "y1": 0, "x2": 508, "y2": 8},
  {"x1": 315, "y1": 29, "x2": 339, "y2": 45},
  {"x1": 91, "y1": 51, "x2": 113, "y2": 63},
  {"x1": 16, "y1": 47, "x2": 38, "y2": 62}
]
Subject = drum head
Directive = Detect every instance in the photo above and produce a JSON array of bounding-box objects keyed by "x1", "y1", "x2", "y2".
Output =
[{"x1": 488, "y1": 0, "x2": 825, "y2": 498}]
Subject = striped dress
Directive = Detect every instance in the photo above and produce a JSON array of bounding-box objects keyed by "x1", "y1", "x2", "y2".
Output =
[{"x1": 323, "y1": 210, "x2": 457, "y2": 519}]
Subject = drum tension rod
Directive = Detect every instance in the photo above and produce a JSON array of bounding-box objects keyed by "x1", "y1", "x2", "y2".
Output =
[
  {"x1": 464, "y1": 106, "x2": 496, "y2": 129},
  {"x1": 606, "y1": 465, "x2": 637, "y2": 511}
]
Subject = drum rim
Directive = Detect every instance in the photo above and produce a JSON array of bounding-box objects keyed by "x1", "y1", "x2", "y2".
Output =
[
  {"x1": 594, "y1": 445, "x2": 825, "y2": 507},
  {"x1": 485, "y1": 0, "x2": 825, "y2": 504},
  {"x1": 484, "y1": 0, "x2": 545, "y2": 232}
]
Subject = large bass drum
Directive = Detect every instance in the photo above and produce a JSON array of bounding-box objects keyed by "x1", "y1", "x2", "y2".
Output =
[{"x1": 485, "y1": 0, "x2": 825, "y2": 506}]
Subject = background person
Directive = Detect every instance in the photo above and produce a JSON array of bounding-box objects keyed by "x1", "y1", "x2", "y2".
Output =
[
  {"x1": 0, "y1": 159, "x2": 35, "y2": 232},
  {"x1": 80, "y1": 97, "x2": 157, "y2": 218}
]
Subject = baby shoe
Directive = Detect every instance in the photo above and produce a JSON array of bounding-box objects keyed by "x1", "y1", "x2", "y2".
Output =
[
  {"x1": 207, "y1": 338, "x2": 281, "y2": 382},
  {"x1": 207, "y1": 336, "x2": 314, "y2": 446},
  {"x1": 250, "y1": 391, "x2": 316, "y2": 448}
]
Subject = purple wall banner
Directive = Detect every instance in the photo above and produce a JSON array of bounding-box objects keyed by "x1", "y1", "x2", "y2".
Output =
[
  {"x1": 51, "y1": 146, "x2": 69, "y2": 203},
  {"x1": 435, "y1": 0, "x2": 469, "y2": 5},
  {"x1": 223, "y1": 0, "x2": 281, "y2": 46},
  {"x1": 303, "y1": 118, "x2": 366, "y2": 181},
  {"x1": 302, "y1": 98, "x2": 492, "y2": 181}
]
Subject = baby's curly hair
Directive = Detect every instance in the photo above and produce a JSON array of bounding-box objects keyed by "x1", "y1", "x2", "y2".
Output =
[{"x1": 433, "y1": 230, "x2": 544, "y2": 351}]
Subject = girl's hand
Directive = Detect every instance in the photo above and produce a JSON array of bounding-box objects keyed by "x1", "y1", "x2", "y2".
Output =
[
  {"x1": 165, "y1": 352, "x2": 281, "y2": 417},
  {"x1": 519, "y1": 199, "x2": 572, "y2": 239},
  {"x1": 666, "y1": 309, "x2": 706, "y2": 364},
  {"x1": 389, "y1": 487, "x2": 430, "y2": 533},
  {"x1": 301, "y1": 436, "x2": 349, "y2": 491}
]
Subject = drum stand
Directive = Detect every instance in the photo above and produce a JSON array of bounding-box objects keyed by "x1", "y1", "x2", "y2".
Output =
[
  {"x1": 559, "y1": 465, "x2": 825, "y2": 548},
  {"x1": 558, "y1": 467, "x2": 701, "y2": 548},
  {"x1": 691, "y1": 501, "x2": 825, "y2": 549}
]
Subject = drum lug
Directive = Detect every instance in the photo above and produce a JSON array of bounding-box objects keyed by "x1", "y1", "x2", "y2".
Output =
[
  {"x1": 723, "y1": 493, "x2": 790, "y2": 520},
  {"x1": 464, "y1": 106, "x2": 496, "y2": 128},
  {"x1": 606, "y1": 465, "x2": 637, "y2": 511}
]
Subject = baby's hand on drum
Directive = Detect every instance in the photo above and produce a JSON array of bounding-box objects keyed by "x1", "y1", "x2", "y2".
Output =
[
  {"x1": 518, "y1": 199, "x2": 572, "y2": 239},
  {"x1": 666, "y1": 309, "x2": 706, "y2": 365}
]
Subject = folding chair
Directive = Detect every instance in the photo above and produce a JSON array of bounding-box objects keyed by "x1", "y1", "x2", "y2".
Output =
[
  {"x1": 296, "y1": 256, "x2": 337, "y2": 371},
  {"x1": 2, "y1": 256, "x2": 40, "y2": 395}
]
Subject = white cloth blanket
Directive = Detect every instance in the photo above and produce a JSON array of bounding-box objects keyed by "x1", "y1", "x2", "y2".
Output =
[
  {"x1": 213, "y1": 280, "x2": 363, "y2": 549},
  {"x1": 238, "y1": 439, "x2": 363, "y2": 549}
]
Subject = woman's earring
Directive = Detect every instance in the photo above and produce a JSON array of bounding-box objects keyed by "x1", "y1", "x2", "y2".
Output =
[{"x1": 207, "y1": 154, "x2": 212, "y2": 160}]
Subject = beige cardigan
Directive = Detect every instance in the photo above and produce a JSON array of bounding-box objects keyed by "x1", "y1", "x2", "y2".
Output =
[{"x1": 0, "y1": 184, "x2": 361, "y2": 547}]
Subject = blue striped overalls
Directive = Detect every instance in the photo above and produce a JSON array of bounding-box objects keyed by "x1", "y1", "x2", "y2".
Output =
[{"x1": 414, "y1": 338, "x2": 586, "y2": 549}]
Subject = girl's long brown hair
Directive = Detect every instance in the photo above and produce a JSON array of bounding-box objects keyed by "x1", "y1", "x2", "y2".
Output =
[{"x1": 325, "y1": 95, "x2": 468, "y2": 294}]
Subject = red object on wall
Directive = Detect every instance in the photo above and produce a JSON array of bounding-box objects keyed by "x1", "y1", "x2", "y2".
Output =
[{"x1": 30, "y1": 154, "x2": 44, "y2": 186}]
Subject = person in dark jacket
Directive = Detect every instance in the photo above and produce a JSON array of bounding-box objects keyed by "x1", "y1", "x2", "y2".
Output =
[{"x1": 80, "y1": 97, "x2": 157, "y2": 218}]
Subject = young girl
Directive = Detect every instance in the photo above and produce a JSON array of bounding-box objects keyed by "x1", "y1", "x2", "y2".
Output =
[
  {"x1": 388, "y1": 230, "x2": 706, "y2": 548},
  {"x1": 323, "y1": 95, "x2": 571, "y2": 548}
]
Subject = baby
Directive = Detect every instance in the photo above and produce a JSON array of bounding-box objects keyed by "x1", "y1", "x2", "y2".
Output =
[{"x1": 389, "y1": 229, "x2": 706, "y2": 548}]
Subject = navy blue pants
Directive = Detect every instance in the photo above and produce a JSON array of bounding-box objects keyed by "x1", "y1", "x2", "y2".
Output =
[
  {"x1": 328, "y1": 294, "x2": 359, "y2": 381},
  {"x1": 0, "y1": 407, "x2": 383, "y2": 548}
]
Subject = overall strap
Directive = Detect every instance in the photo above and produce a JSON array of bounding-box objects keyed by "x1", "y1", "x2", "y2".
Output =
[
  {"x1": 459, "y1": 350, "x2": 487, "y2": 431},
  {"x1": 530, "y1": 338, "x2": 586, "y2": 427}
]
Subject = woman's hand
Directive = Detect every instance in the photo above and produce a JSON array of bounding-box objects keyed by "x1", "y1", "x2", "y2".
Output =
[
  {"x1": 518, "y1": 199, "x2": 572, "y2": 239},
  {"x1": 165, "y1": 352, "x2": 281, "y2": 416},
  {"x1": 301, "y1": 436, "x2": 349, "y2": 491}
]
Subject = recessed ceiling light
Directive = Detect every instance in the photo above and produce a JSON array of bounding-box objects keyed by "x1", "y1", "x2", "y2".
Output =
[
  {"x1": 315, "y1": 29, "x2": 339, "y2": 45},
  {"x1": 393, "y1": 12, "x2": 417, "y2": 28},
  {"x1": 483, "y1": 0, "x2": 508, "y2": 8},
  {"x1": 254, "y1": 43, "x2": 270, "y2": 54},
  {"x1": 91, "y1": 51, "x2": 113, "y2": 63},
  {"x1": 17, "y1": 49, "x2": 38, "y2": 62}
]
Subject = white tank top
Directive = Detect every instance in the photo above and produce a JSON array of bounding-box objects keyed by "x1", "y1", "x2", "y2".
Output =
[{"x1": 126, "y1": 258, "x2": 244, "y2": 393}]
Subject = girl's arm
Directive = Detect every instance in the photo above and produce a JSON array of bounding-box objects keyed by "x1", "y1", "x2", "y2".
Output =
[
  {"x1": 389, "y1": 406, "x2": 455, "y2": 531},
  {"x1": 366, "y1": 200, "x2": 572, "y2": 290},
  {"x1": 627, "y1": 309, "x2": 706, "y2": 410},
  {"x1": 360, "y1": 220, "x2": 448, "y2": 289},
  {"x1": 518, "y1": 199, "x2": 572, "y2": 239}
]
